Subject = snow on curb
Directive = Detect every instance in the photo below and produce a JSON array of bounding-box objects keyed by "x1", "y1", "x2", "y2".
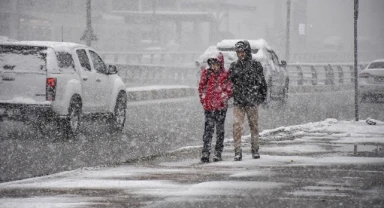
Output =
[
  {"x1": 134, "y1": 118, "x2": 384, "y2": 162},
  {"x1": 260, "y1": 118, "x2": 338, "y2": 138},
  {"x1": 222, "y1": 118, "x2": 339, "y2": 144}
]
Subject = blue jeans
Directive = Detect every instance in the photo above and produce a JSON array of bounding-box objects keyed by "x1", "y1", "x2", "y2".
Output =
[{"x1": 202, "y1": 109, "x2": 227, "y2": 157}]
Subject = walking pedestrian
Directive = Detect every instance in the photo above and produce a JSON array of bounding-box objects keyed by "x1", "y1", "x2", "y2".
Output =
[
  {"x1": 198, "y1": 52, "x2": 232, "y2": 163},
  {"x1": 229, "y1": 40, "x2": 267, "y2": 161}
]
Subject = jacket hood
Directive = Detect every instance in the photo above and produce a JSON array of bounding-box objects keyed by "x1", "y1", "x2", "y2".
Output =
[
  {"x1": 235, "y1": 40, "x2": 252, "y2": 60},
  {"x1": 206, "y1": 51, "x2": 225, "y2": 70},
  {"x1": 243, "y1": 40, "x2": 252, "y2": 60}
]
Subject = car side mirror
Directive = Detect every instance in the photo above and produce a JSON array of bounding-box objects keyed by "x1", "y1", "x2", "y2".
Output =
[
  {"x1": 108, "y1": 65, "x2": 118, "y2": 74},
  {"x1": 280, "y1": 60, "x2": 287, "y2": 67}
]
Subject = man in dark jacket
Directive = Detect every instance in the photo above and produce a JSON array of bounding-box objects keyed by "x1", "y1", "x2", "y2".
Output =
[{"x1": 229, "y1": 40, "x2": 267, "y2": 161}]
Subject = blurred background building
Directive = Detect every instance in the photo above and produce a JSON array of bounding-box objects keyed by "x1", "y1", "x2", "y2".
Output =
[{"x1": 0, "y1": 0, "x2": 383, "y2": 60}]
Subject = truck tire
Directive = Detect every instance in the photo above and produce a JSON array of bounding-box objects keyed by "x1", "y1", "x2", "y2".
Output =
[
  {"x1": 107, "y1": 92, "x2": 127, "y2": 133},
  {"x1": 62, "y1": 98, "x2": 82, "y2": 138}
]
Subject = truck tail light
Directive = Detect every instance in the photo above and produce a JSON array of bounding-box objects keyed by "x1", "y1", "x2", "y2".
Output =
[{"x1": 46, "y1": 78, "x2": 57, "y2": 101}]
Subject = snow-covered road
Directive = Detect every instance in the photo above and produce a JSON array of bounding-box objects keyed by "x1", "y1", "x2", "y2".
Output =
[
  {"x1": 0, "y1": 119, "x2": 384, "y2": 208},
  {"x1": 1, "y1": 90, "x2": 384, "y2": 183}
]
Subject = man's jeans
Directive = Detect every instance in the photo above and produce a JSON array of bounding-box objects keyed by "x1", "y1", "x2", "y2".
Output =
[
  {"x1": 202, "y1": 110, "x2": 227, "y2": 156},
  {"x1": 233, "y1": 106, "x2": 259, "y2": 151}
]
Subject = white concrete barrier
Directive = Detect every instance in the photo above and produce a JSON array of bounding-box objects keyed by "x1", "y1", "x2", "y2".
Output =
[{"x1": 117, "y1": 62, "x2": 367, "y2": 101}]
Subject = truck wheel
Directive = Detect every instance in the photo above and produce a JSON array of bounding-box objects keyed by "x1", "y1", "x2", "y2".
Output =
[
  {"x1": 62, "y1": 98, "x2": 82, "y2": 138},
  {"x1": 108, "y1": 92, "x2": 127, "y2": 133}
]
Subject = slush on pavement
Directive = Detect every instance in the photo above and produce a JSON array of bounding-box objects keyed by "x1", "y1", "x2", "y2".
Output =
[{"x1": 0, "y1": 119, "x2": 383, "y2": 208}]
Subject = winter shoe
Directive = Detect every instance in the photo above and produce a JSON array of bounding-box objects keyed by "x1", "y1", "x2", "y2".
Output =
[
  {"x1": 213, "y1": 151, "x2": 222, "y2": 162},
  {"x1": 201, "y1": 152, "x2": 210, "y2": 163},
  {"x1": 252, "y1": 148, "x2": 260, "y2": 159},
  {"x1": 201, "y1": 156, "x2": 209, "y2": 163},
  {"x1": 234, "y1": 148, "x2": 242, "y2": 161}
]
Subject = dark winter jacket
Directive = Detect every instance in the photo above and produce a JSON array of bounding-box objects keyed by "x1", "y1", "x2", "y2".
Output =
[
  {"x1": 229, "y1": 42, "x2": 267, "y2": 107},
  {"x1": 198, "y1": 53, "x2": 232, "y2": 111}
]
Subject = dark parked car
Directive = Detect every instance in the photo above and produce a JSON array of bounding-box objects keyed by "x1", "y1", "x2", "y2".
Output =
[{"x1": 359, "y1": 59, "x2": 384, "y2": 102}]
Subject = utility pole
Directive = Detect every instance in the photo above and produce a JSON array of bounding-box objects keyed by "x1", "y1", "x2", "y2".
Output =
[
  {"x1": 10, "y1": 0, "x2": 20, "y2": 40},
  {"x1": 285, "y1": 0, "x2": 291, "y2": 62},
  {"x1": 151, "y1": 0, "x2": 157, "y2": 45},
  {"x1": 81, "y1": 0, "x2": 97, "y2": 46},
  {"x1": 354, "y1": 0, "x2": 359, "y2": 121}
]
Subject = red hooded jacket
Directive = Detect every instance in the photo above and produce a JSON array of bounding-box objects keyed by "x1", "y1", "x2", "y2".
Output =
[{"x1": 198, "y1": 52, "x2": 232, "y2": 111}]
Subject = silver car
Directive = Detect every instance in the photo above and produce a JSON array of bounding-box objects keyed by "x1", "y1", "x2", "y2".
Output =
[
  {"x1": 359, "y1": 59, "x2": 384, "y2": 102},
  {"x1": 196, "y1": 39, "x2": 289, "y2": 103}
]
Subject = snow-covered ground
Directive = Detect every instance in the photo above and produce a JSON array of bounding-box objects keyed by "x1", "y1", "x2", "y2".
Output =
[{"x1": 0, "y1": 119, "x2": 383, "y2": 207}]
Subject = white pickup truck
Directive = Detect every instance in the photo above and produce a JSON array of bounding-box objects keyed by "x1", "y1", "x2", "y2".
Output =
[{"x1": 0, "y1": 41, "x2": 127, "y2": 137}]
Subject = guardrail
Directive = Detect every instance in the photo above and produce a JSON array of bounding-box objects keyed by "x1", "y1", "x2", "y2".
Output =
[
  {"x1": 101, "y1": 52, "x2": 200, "y2": 66},
  {"x1": 116, "y1": 64, "x2": 197, "y2": 87},
  {"x1": 115, "y1": 62, "x2": 368, "y2": 89},
  {"x1": 287, "y1": 63, "x2": 367, "y2": 86},
  {"x1": 101, "y1": 51, "x2": 383, "y2": 65},
  {"x1": 290, "y1": 51, "x2": 384, "y2": 63}
]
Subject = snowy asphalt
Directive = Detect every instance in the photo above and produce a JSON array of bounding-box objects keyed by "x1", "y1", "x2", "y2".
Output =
[
  {"x1": 1, "y1": 90, "x2": 384, "y2": 183},
  {"x1": 0, "y1": 119, "x2": 383, "y2": 208}
]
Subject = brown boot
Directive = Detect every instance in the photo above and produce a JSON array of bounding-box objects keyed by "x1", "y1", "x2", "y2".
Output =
[
  {"x1": 252, "y1": 148, "x2": 260, "y2": 159},
  {"x1": 234, "y1": 147, "x2": 242, "y2": 161}
]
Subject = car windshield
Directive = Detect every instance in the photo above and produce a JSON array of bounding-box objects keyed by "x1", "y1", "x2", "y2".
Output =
[
  {"x1": 368, "y1": 61, "x2": 384, "y2": 69},
  {"x1": 0, "y1": 45, "x2": 47, "y2": 72}
]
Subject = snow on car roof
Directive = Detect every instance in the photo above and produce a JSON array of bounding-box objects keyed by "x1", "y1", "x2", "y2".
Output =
[
  {"x1": 196, "y1": 39, "x2": 277, "y2": 69},
  {"x1": 0, "y1": 41, "x2": 88, "y2": 52},
  {"x1": 371, "y1": 59, "x2": 384, "y2": 63},
  {"x1": 217, "y1": 39, "x2": 272, "y2": 51}
]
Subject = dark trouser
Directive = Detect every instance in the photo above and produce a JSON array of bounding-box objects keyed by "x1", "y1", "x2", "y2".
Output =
[{"x1": 202, "y1": 109, "x2": 227, "y2": 157}]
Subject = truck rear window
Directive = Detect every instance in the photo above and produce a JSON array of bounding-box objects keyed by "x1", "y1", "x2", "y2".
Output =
[
  {"x1": 56, "y1": 52, "x2": 75, "y2": 71},
  {"x1": 0, "y1": 45, "x2": 47, "y2": 72}
]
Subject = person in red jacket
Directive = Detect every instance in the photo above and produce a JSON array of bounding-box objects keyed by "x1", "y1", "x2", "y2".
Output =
[{"x1": 198, "y1": 52, "x2": 232, "y2": 163}]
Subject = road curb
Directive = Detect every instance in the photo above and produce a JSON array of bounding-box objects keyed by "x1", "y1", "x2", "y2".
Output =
[{"x1": 127, "y1": 87, "x2": 197, "y2": 101}]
